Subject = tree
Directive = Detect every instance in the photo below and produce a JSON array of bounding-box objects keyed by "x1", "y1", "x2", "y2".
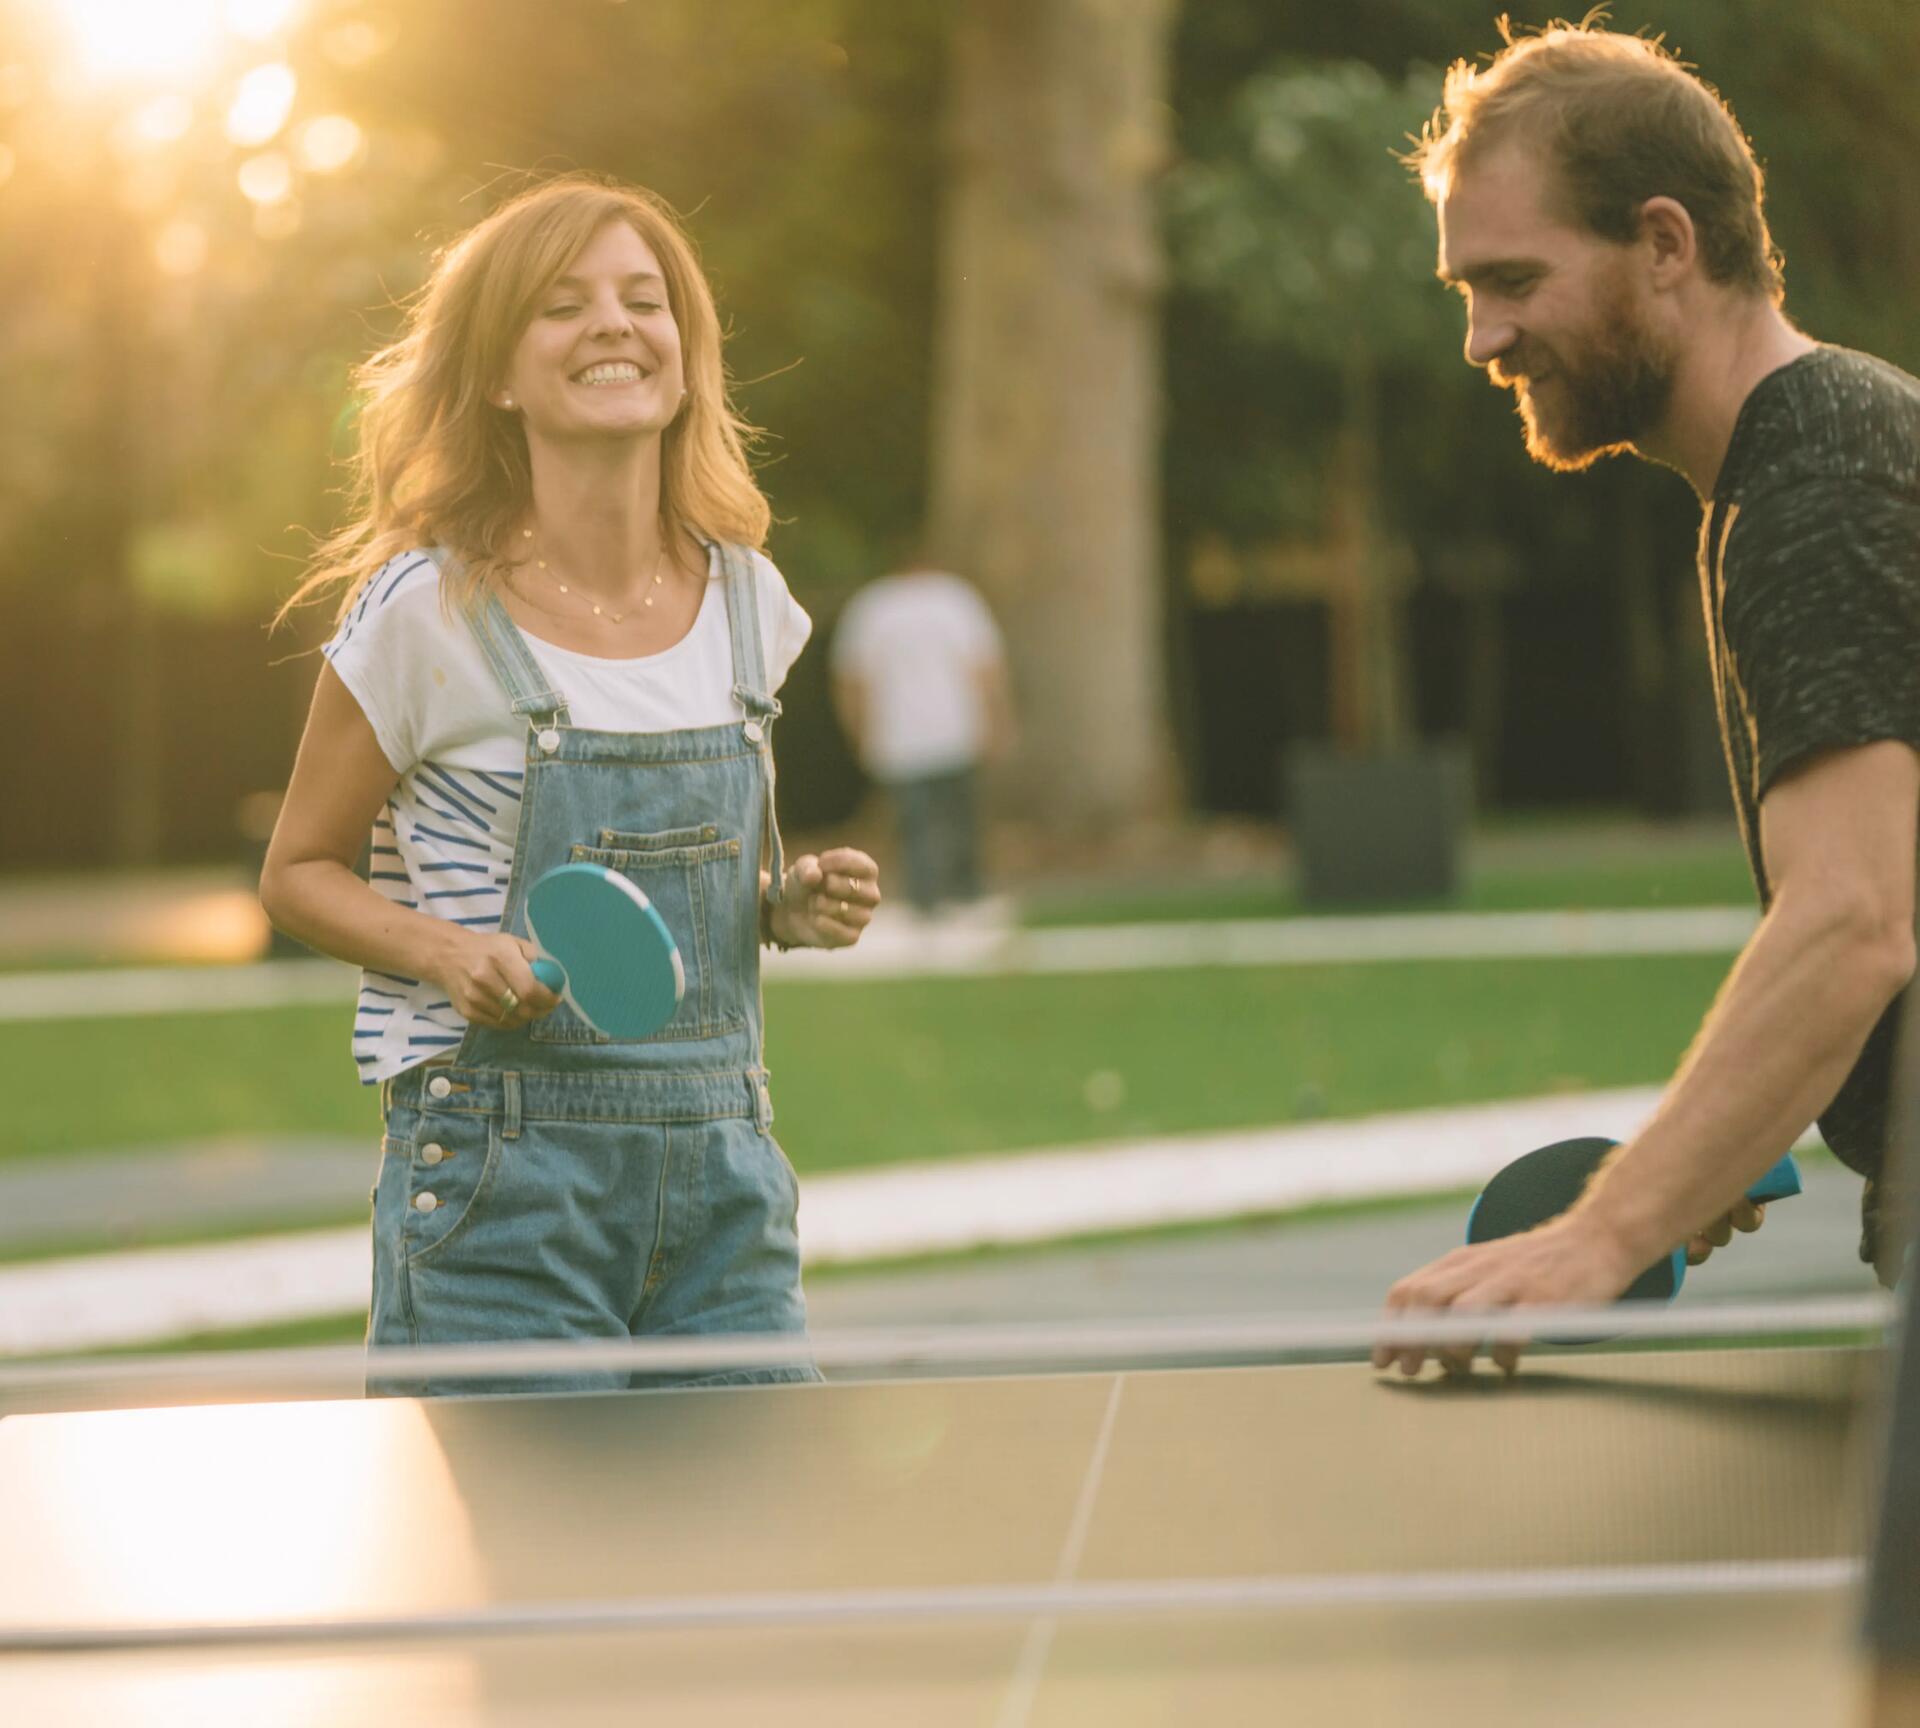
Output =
[
  {"x1": 928, "y1": 0, "x2": 1180, "y2": 826},
  {"x1": 1168, "y1": 59, "x2": 1463, "y2": 757}
]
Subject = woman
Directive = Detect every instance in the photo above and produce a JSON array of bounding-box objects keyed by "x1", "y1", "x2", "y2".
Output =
[{"x1": 262, "y1": 175, "x2": 880, "y2": 1394}]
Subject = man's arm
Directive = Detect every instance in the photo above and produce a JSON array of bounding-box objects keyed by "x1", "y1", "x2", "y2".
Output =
[
  {"x1": 1377, "y1": 739, "x2": 1918, "y2": 1375},
  {"x1": 1579, "y1": 739, "x2": 1917, "y2": 1262}
]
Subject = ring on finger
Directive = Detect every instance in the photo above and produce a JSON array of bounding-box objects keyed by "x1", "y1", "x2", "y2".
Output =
[{"x1": 498, "y1": 986, "x2": 520, "y2": 1016}]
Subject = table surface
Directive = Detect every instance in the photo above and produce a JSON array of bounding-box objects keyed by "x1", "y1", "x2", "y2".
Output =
[{"x1": 0, "y1": 1345, "x2": 1878, "y2": 1727}]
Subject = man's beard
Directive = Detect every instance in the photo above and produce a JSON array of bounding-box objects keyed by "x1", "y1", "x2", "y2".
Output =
[{"x1": 1496, "y1": 277, "x2": 1675, "y2": 472}]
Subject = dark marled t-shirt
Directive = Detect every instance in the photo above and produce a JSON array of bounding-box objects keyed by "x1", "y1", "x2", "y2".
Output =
[{"x1": 1699, "y1": 345, "x2": 1920, "y2": 1276}]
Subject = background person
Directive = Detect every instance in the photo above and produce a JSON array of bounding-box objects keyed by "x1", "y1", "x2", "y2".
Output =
[
  {"x1": 831, "y1": 553, "x2": 1013, "y2": 919},
  {"x1": 261, "y1": 175, "x2": 880, "y2": 1395},
  {"x1": 1375, "y1": 22, "x2": 1920, "y2": 1372}
]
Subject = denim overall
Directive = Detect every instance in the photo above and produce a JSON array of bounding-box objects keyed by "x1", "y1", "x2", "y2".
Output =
[{"x1": 369, "y1": 542, "x2": 814, "y2": 1396}]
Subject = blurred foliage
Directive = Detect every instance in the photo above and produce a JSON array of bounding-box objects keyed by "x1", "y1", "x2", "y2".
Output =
[
  {"x1": 1, "y1": 0, "x2": 1916, "y2": 845},
  {"x1": 1168, "y1": 61, "x2": 1458, "y2": 372},
  {"x1": 0, "y1": 0, "x2": 944, "y2": 623}
]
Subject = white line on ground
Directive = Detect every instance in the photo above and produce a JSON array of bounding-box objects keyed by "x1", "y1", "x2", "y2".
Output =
[
  {"x1": 0, "y1": 1085, "x2": 1697, "y2": 1355},
  {"x1": 0, "y1": 907, "x2": 1758, "y2": 1022}
]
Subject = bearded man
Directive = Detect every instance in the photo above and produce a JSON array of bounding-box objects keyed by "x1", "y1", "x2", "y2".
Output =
[{"x1": 1369, "y1": 24, "x2": 1920, "y2": 1721}]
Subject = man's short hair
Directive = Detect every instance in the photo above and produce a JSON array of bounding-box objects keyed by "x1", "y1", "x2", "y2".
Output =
[{"x1": 1411, "y1": 15, "x2": 1784, "y2": 302}]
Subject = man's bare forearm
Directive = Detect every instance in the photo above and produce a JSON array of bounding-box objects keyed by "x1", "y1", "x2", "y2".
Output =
[
  {"x1": 261, "y1": 858, "x2": 462, "y2": 985},
  {"x1": 1578, "y1": 891, "x2": 1912, "y2": 1264}
]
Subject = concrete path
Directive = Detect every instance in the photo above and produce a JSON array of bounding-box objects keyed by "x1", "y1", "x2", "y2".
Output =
[
  {"x1": 0, "y1": 1137, "x2": 377, "y2": 1254},
  {"x1": 0, "y1": 1085, "x2": 1851, "y2": 1357}
]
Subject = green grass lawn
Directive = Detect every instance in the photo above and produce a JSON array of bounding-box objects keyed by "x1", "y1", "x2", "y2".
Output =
[
  {"x1": 1022, "y1": 847, "x2": 1754, "y2": 928},
  {"x1": 1, "y1": 953, "x2": 1730, "y2": 1168}
]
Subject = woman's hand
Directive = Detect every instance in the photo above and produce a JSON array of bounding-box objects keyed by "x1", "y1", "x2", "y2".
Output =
[
  {"x1": 770, "y1": 849, "x2": 881, "y2": 950},
  {"x1": 431, "y1": 930, "x2": 563, "y2": 1030}
]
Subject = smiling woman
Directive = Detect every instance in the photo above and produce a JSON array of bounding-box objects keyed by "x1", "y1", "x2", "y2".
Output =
[{"x1": 260, "y1": 173, "x2": 885, "y2": 1398}]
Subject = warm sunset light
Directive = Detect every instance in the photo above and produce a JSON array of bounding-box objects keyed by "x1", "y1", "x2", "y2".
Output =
[
  {"x1": 225, "y1": 0, "x2": 301, "y2": 40},
  {"x1": 153, "y1": 217, "x2": 211, "y2": 278},
  {"x1": 295, "y1": 112, "x2": 364, "y2": 174},
  {"x1": 236, "y1": 149, "x2": 293, "y2": 204},
  {"x1": 225, "y1": 60, "x2": 296, "y2": 146},
  {"x1": 40, "y1": 0, "x2": 306, "y2": 90},
  {"x1": 118, "y1": 92, "x2": 196, "y2": 152},
  {"x1": 0, "y1": 1402, "x2": 485, "y2": 1724},
  {"x1": 46, "y1": 0, "x2": 229, "y2": 87}
]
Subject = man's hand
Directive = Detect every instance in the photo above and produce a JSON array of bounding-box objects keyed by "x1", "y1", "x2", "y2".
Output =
[
  {"x1": 1372, "y1": 1213, "x2": 1646, "y2": 1380},
  {"x1": 1684, "y1": 1197, "x2": 1768, "y2": 1267}
]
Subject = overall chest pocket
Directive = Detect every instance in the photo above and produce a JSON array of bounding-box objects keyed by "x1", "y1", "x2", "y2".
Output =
[{"x1": 530, "y1": 824, "x2": 747, "y2": 1045}]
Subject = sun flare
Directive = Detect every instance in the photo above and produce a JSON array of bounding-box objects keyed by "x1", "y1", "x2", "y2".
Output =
[{"x1": 43, "y1": 0, "x2": 305, "y2": 90}]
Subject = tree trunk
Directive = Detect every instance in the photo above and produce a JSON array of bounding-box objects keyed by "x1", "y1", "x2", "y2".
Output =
[
  {"x1": 1326, "y1": 342, "x2": 1409, "y2": 756},
  {"x1": 928, "y1": 0, "x2": 1179, "y2": 825}
]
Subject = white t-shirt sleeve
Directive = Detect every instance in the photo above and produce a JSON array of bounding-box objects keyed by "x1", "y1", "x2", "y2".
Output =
[
  {"x1": 751, "y1": 549, "x2": 813, "y2": 693},
  {"x1": 320, "y1": 549, "x2": 447, "y2": 773}
]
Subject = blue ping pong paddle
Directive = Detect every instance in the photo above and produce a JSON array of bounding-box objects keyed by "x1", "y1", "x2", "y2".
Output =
[
  {"x1": 525, "y1": 862, "x2": 684, "y2": 1040},
  {"x1": 1466, "y1": 1137, "x2": 1802, "y2": 1333}
]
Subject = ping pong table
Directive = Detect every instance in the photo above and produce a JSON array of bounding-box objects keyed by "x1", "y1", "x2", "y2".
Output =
[{"x1": 0, "y1": 1344, "x2": 1876, "y2": 1725}]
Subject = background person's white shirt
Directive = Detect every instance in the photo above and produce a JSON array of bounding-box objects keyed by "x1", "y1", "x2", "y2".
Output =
[
  {"x1": 322, "y1": 544, "x2": 810, "y2": 1083},
  {"x1": 829, "y1": 570, "x2": 1003, "y2": 780}
]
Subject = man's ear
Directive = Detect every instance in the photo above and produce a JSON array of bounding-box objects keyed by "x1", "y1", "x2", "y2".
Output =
[{"x1": 1639, "y1": 195, "x2": 1697, "y2": 286}]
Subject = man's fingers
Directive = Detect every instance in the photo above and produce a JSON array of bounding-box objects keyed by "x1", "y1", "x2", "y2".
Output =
[
  {"x1": 1376, "y1": 1276, "x2": 1454, "y2": 1376},
  {"x1": 1686, "y1": 1235, "x2": 1715, "y2": 1266},
  {"x1": 1732, "y1": 1200, "x2": 1767, "y2": 1233}
]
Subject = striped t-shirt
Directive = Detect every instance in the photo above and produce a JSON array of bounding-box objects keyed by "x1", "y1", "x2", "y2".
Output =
[{"x1": 323, "y1": 545, "x2": 812, "y2": 1083}]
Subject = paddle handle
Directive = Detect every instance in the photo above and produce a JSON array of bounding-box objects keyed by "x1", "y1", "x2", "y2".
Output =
[
  {"x1": 1746, "y1": 1153, "x2": 1802, "y2": 1206},
  {"x1": 531, "y1": 957, "x2": 566, "y2": 994}
]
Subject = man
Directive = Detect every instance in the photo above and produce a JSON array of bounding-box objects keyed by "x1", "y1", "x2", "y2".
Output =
[
  {"x1": 831, "y1": 554, "x2": 1013, "y2": 919},
  {"x1": 1375, "y1": 23, "x2": 1920, "y2": 1720}
]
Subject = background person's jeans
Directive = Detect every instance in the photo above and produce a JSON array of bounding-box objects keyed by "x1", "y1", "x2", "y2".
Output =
[{"x1": 889, "y1": 766, "x2": 980, "y2": 913}]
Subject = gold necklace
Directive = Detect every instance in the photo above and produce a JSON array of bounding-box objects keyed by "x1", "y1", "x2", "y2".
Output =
[{"x1": 518, "y1": 526, "x2": 667, "y2": 624}]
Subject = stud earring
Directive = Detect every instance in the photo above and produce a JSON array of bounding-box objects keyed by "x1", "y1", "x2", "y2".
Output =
[{"x1": 500, "y1": 394, "x2": 515, "y2": 409}]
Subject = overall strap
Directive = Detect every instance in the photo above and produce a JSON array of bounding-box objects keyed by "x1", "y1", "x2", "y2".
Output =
[
  {"x1": 713, "y1": 541, "x2": 788, "y2": 899},
  {"x1": 717, "y1": 541, "x2": 780, "y2": 722},
  {"x1": 430, "y1": 548, "x2": 572, "y2": 725}
]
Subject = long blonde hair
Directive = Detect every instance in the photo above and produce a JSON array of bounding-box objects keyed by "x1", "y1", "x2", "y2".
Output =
[{"x1": 281, "y1": 174, "x2": 770, "y2": 624}]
